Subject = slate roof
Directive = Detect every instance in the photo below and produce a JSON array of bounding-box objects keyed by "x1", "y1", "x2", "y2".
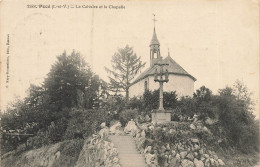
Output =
[{"x1": 130, "y1": 55, "x2": 196, "y2": 86}]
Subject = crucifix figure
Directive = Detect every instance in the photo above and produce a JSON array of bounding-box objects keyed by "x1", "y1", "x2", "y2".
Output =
[{"x1": 154, "y1": 57, "x2": 169, "y2": 111}]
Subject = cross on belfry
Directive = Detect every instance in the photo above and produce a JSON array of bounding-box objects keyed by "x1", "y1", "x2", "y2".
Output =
[{"x1": 152, "y1": 14, "x2": 157, "y2": 28}]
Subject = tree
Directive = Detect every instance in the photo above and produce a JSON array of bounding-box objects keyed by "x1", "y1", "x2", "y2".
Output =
[
  {"x1": 233, "y1": 80, "x2": 254, "y2": 111},
  {"x1": 105, "y1": 45, "x2": 145, "y2": 101},
  {"x1": 218, "y1": 80, "x2": 255, "y2": 117},
  {"x1": 193, "y1": 85, "x2": 212, "y2": 103},
  {"x1": 44, "y1": 50, "x2": 105, "y2": 110},
  {"x1": 193, "y1": 86, "x2": 215, "y2": 119},
  {"x1": 216, "y1": 81, "x2": 258, "y2": 152},
  {"x1": 1, "y1": 50, "x2": 110, "y2": 152}
]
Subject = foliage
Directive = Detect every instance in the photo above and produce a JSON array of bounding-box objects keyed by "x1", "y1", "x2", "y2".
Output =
[
  {"x1": 142, "y1": 90, "x2": 178, "y2": 111},
  {"x1": 193, "y1": 85, "x2": 212, "y2": 103},
  {"x1": 26, "y1": 130, "x2": 51, "y2": 149},
  {"x1": 64, "y1": 108, "x2": 112, "y2": 140},
  {"x1": 214, "y1": 91, "x2": 259, "y2": 153},
  {"x1": 143, "y1": 90, "x2": 159, "y2": 111},
  {"x1": 25, "y1": 118, "x2": 67, "y2": 149},
  {"x1": 126, "y1": 97, "x2": 144, "y2": 111},
  {"x1": 180, "y1": 85, "x2": 215, "y2": 120},
  {"x1": 176, "y1": 97, "x2": 196, "y2": 118},
  {"x1": 24, "y1": 108, "x2": 110, "y2": 150},
  {"x1": 1, "y1": 133, "x2": 24, "y2": 154},
  {"x1": 192, "y1": 83, "x2": 259, "y2": 153},
  {"x1": 47, "y1": 118, "x2": 68, "y2": 143},
  {"x1": 119, "y1": 109, "x2": 139, "y2": 126},
  {"x1": 2, "y1": 50, "x2": 106, "y2": 130},
  {"x1": 164, "y1": 91, "x2": 178, "y2": 109},
  {"x1": 1, "y1": 99, "x2": 40, "y2": 153},
  {"x1": 102, "y1": 94, "x2": 126, "y2": 113},
  {"x1": 233, "y1": 80, "x2": 254, "y2": 109},
  {"x1": 44, "y1": 50, "x2": 106, "y2": 110},
  {"x1": 1, "y1": 51, "x2": 259, "y2": 159},
  {"x1": 1, "y1": 99, "x2": 27, "y2": 132},
  {"x1": 1, "y1": 51, "x2": 108, "y2": 153},
  {"x1": 56, "y1": 139, "x2": 84, "y2": 167},
  {"x1": 105, "y1": 45, "x2": 145, "y2": 100},
  {"x1": 129, "y1": 83, "x2": 259, "y2": 154}
]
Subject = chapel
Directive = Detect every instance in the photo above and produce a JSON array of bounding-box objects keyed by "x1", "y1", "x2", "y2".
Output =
[{"x1": 129, "y1": 26, "x2": 196, "y2": 98}]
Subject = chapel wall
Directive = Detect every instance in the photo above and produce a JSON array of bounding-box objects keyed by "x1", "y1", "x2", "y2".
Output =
[
  {"x1": 129, "y1": 74, "x2": 194, "y2": 98},
  {"x1": 129, "y1": 79, "x2": 146, "y2": 98}
]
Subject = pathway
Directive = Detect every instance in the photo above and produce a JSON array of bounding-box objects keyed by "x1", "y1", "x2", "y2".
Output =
[{"x1": 109, "y1": 135, "x2": 147, "y2": 167}]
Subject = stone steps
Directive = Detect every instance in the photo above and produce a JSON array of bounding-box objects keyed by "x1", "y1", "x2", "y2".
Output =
[{"x1": 109, "y1": 135, "x2": 147, "y2": 167}]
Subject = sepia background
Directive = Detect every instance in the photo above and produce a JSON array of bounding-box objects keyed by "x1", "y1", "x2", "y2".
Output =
[{"x1": 1, "y1": 0, "x2": 259, "y2": 118}]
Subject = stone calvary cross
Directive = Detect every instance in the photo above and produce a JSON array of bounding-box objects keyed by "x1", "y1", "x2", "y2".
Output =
[
  {"x1": 152, "y1": 56, "x2": 172, "y2": 123},
  {"x1": 150, "y1": 14, "x2": 171, "y2": 123}
]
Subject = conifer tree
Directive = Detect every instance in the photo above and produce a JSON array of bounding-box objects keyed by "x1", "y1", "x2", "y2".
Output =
[
  {"x1": 105, "y1": 45, "x2": 145, "y2": 100},
  {"x1": 44, "y1": 50, "x2": 105, "y2": 109}
]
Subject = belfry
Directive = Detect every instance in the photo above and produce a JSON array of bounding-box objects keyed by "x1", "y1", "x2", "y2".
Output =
[{"x1": 129, "y1": 15, "x2": 196, "y2": 99}]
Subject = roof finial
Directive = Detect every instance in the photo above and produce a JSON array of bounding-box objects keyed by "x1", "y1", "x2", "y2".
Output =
[
  {"x1": 168, "y1": 48, "x2": 170, "y2": 57},
  {"x1": 152, "y1": 14, "x2": 157, "y2": 30},
  {"x1": 150, "y1": 14, "x2": 160, "y2": 46}
]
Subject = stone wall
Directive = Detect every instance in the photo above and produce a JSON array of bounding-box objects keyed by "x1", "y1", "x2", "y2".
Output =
[
  {"x1": 75, "y1": 127, "x2": 121, "y2": 167},
  {"x1": 1, "y1": 139, "x2": 83, "y2": 167},
  {"x1": 132, "y1": 122, "x2": 226, "y2": 167}
]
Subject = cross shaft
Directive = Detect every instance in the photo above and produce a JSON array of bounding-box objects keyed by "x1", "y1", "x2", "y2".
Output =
[{"x1": 154, "y1": 59, "x2": 169, "y2": 111}]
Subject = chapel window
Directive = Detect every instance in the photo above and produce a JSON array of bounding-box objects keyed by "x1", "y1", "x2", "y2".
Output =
[{"x1": 144, "y1": 81, "x2": 148, "y2": 91}]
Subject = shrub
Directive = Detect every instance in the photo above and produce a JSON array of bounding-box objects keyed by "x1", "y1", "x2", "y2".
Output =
[
  {"x1": 164, "y1": 91, "x2": 178, "y2": 109},
  {"x1": 47, "y1": 118, "x2": 68, "y2": 143},
  {"x1": 102, "y1": 95, "x2": 126, "y2": 112},
  {"x1": 119, "y1": 109, "x2": 139, "y2": 126},
  {"x1": 56, "y1": 139, "x2": 84, "y2": 167},
  {"x1": 64, "y1": 108, "x2": 112, "y2": 140},
  {"x1": 26, "y1": 108, "x2": 111, "y2": 149},
  {"x1": 143, "y1": 90, "x2": 159, "y2": 111},
  {"x1": 176, "y1": 97, "x2": 196, "y2": 118},
  {"x1": 128, "y1": 90, "x2": 178, "y2": 112},
  {"x1": 152, "y1": 127, "x2": 165, "y2": 141},
  {"x1": 213, "y1": 94, "x2": 259, "y2": 153},
  {"x1": 27, "y1": 130, "x2": 51, "y2": 149},
  {"x1": 194, "y1": 86, "x2": 213, "y2": 102},
  {"x1": 126, "y1": 97, "x2": 144, "y2": 111}
]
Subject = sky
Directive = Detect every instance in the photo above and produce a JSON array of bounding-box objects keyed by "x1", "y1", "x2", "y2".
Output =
[{"x1": 1, "y1": 0, "x2": 259, "y2": 118}]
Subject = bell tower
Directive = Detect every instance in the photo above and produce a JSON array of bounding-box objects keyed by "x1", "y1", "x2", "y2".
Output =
[{"x1": 150, "y1": 14, "x2": 161, "y2": 67}]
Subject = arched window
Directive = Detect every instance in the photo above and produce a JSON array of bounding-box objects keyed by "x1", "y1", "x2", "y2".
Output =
[{"x1": 144, "y1": 81, "x2": 148, "y2": 91}]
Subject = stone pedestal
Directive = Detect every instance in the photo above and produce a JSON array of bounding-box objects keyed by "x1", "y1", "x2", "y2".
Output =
[{"x1": 151, "y1": 110, "x2": 171, "y2": 123}]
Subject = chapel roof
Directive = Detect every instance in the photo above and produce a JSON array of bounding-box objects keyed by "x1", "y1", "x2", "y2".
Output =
[{"x1": 130, "y1": 55, "x2": 196, "y2": 86}]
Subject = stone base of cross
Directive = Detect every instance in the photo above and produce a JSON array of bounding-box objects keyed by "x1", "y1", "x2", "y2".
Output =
[{"x1": 151, "y1": 110, "x2": 171, "y2": 123}]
